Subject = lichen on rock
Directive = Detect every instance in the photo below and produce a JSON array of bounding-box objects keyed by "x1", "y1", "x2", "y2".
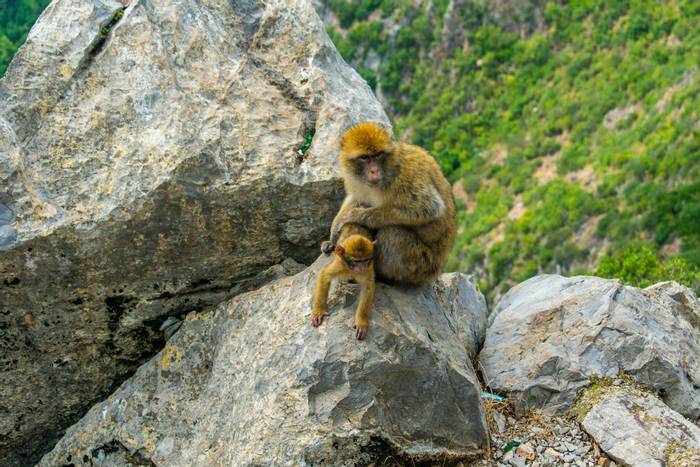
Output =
[{"x1": 581, "y1": 390, "x2": 700, "y2": 467}]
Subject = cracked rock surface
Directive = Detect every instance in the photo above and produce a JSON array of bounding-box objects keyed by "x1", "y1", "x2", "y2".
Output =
[
  {"x1": 39, "y1": 260, "x2": 489, "y2": 466},
  {"x1": 0, "y1": 0, "x2": 387, "y2": 464},
  {"x1": 479, "y1": 275, "x2": 700, "y2": 421},
  {"x1": 581, "y1": 391, "x2": 700, "y2": 467}
]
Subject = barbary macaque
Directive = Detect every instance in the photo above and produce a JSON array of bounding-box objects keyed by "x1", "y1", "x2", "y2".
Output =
[
  {"x1": 312, "y1": 224, "x2": 375, "y2": 340},
  {"x1": 322, "y1": 123, "x2": 456, "y2": 285}
]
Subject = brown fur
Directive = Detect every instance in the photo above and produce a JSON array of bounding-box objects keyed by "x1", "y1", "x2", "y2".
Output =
[
  {"x1": 312, "y1": 224, "x2": 376, "y2": 340},
  {"x1": 341, "y1": 234, "x2": 373, "y2": 260},
  {"x1": 325, "y1": 122, "x2": 457, "y2": 285}
]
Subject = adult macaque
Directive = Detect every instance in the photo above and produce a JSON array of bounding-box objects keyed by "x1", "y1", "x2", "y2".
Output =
[
  {"x1": 312, "y1": 224, "x2": 375, "y2": 340},
  {"x1": 322, "y1": 123, "x2": 456, "y2": 285}
]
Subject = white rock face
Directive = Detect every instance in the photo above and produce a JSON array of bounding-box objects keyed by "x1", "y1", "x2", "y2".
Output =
[
  {"x1": 479, "y1": 275, "x2": 700, "y2": 420},
  {"x1": 39, "y1": 261, "x2": 490, "y2": 466},
  {"x1": 0, "y1": 0, "x2": 387, "y2": 464},
  {"x1": 582, "y1": 391, "x2": 700, "y2": 467}
]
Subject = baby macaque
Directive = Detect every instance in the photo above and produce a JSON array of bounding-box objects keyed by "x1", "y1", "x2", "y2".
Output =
[{"x1": 312, "y1": 224, "x2": 376, "y2": 340}]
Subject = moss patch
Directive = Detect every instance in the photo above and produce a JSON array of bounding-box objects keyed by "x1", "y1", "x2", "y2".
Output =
[
  {"x1": 571, "y1": 374, "x2": 648, "y2": 420},
  {"x1": 665, "y1": 442, "x2": 700, "y2": 467}
]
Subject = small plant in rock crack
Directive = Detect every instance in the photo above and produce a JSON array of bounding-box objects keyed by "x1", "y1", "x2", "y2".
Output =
[
  {"x1": 101, "y1": 8, "x2": 125, "y2": 35},
  {"x1": 297, "y1": 129, "x2": 315, "y2": 157}
]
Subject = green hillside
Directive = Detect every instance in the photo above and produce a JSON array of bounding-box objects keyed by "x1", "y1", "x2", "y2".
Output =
[
  {"x1": 0, "y1": 0, "x2": 50, "y2": 75},
  {"x1": 320, "y1": 0, "x2": 700, "y2": 298}
]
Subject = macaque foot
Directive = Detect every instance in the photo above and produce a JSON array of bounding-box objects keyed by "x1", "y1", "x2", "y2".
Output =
[
  {"x1": 311, "y1": 310, "x2": 329, "y2": 327},
  {"x1": 320, "y1": 240, "x2": 335, "y2": 255},
  {"x1": 352, "y1": 322, "x2": 368, "y2": 340}
]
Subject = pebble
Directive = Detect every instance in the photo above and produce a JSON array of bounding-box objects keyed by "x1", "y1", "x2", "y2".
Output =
[
  {"x1": 515, "y1": 443, "x2": 536, "y2": 460},
  {"x1": 485, "y1": 409, "x2": 600, "y2": 467},
  {"x1": 564, "y1": 441, "x2": 578, "y2": 451},
  {"x1": 575, "y1": 446, "x2": 592, "y2": 455},
  {"x1": 491, "y1": 410, "x2": 507, "y2": 433}
]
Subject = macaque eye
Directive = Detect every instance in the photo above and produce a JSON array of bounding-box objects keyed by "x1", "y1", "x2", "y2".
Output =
[{"x1": 359, "y1": 155, "x2": 371, "y2": 161}]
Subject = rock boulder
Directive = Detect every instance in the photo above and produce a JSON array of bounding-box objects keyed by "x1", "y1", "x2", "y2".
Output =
[
  {"x1": 479, "y1": 275, "x2": 700, "y2": 420},
  {"x1": 0, "y1": 0, "x2": 387, "y2": 463},
  {"x1": 39, "y1": 261, "x2": 489, "y2": 466},
  {"x1": 581, "y1": 390, "x2": 700, "y2": 467}
]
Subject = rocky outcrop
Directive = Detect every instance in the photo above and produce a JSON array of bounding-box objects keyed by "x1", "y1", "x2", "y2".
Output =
[
  {"x1": 479, "y1": 275, "x2": 700, "y2": 420},
  {"x1": 39, "y1": 261, "x2": 489, "y2": 466},
  {"x1": 580, "y1": 390, "x2": 700, "y2": 467},
  {"x1": 437, "y1": 0, "x2": 548, "y2": 59},
  {"x1": 0, "y1": 0, "x2": 388, "y2": 464}
]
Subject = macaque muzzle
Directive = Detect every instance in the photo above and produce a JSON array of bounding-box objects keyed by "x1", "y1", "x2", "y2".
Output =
[{"x1": 343, "y1": 256, "x2": 373, "y2": 275}]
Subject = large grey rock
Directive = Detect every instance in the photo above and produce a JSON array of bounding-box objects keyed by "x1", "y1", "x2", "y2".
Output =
[
  {"x1": 0, "y1": 0, "x2": 388, "y2": 464},
  {"x1": 479, "y1": 275, "x2": 700, "y2": 420},
  {"x1": 39, "y1": 262, "x2": 490, "y2": 466},
  {"x1": 581, "y1": 391, "x2": 700, "y2": 467}
]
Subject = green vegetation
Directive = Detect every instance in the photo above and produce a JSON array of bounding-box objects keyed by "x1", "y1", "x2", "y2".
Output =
[
  {"x1": 0, "y1": 0, "x2": 50, "y2": 75},
  {"x1": 595, "y1": 242, "x2": 700, "y2": 290},
  {"x1": 324, "y1": 0, "x2": 700, "y2": 299},
  {"x1": 298, "y1": 128, "x2": 315, "y2": 158},
  {"x1": 100, "y1": 8, "x2": 125, "y2": 36}
]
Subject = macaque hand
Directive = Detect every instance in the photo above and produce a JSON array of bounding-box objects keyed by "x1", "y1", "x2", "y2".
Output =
[{"x1": 311, "y1": 309, "x2": 329, "y2": 327}]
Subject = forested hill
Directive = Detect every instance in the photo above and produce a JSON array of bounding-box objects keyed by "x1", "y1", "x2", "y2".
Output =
[
  {"x1": 317, "y1": 0, "x2": 700, "y2": 299},
  {"x1": 0, "y1": 0, "x2": 50, "y2": 75},
  {"x1": 3, "y1": 1, "x2": 699, "y2": 300}
]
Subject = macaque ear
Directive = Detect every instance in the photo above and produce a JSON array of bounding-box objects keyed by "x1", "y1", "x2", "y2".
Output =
[
  {"x1": 372, "y1": 240, "x2": 378, "y2": 246},
  {"x1": 335, "y1": 245, "x2": 345, "y2": 257}
]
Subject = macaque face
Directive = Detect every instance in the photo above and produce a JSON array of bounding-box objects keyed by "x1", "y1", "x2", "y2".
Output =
[
  {"x1": 335, "y1": 243, "x2": 373, "y2": 275},
  {"x1": 345, "y1": 257, "x2": 372, "y2": 275},
  {"x1": 356, "y1": 153, "x2": 385, "y2": 187}
]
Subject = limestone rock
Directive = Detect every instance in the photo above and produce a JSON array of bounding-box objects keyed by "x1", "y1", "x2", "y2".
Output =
[
  {"x1": 39, "y1": 262, "x2": 489, "y2": 466},
  {"x1": 0, "y1": 0, "x2": 388, "y2": 464},
  {"x1": 581, "y1": 391, "x2": 700, "y2": 467},
  {"x1": 479, "y1": 275, "x2": 700, "y2": 420}
]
